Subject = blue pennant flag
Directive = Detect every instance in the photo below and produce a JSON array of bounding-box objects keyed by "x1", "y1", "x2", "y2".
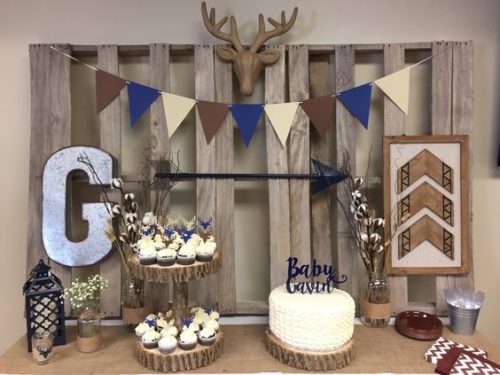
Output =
[
  {"x1": 336, "y1": 83, "x2": 373, "y2": 129},
  {"x1": 230, "y1": 104, "x2": 264, "y2": 147},
  {"x1": 127, "y1": 81, "x2": 161, "y2": 127}
]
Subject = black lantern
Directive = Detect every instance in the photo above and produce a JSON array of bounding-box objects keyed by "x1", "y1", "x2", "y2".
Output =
[{"x1": 23, "y1": 260, "x2": 66, "y2": 352}]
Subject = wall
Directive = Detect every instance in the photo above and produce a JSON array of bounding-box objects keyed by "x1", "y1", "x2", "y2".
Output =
[{"x1": 1, "y1": 0, "x2": 499, "y2": 354}]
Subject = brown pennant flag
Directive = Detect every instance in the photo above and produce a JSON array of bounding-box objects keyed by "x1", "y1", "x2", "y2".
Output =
[
  {"x1": 299, "y1": 95, "x2": 335, "y2": 137},
  {"x1": 196, "y1": 100, "x2": 229, "y2": 144},
  {"x1": 95, "y1": 70, "x2": 127, "y2": 113}
]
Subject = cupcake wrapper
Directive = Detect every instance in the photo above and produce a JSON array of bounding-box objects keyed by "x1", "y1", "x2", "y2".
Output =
[
  {"x1": 177, "y1": 257, "x2": 195, "y2": 266},
  {"x1": 140, "y1": 257, "x2": 157, "y2": 266},
  {"x1": 198, "y1": 337, "x2": 216, "y2": 346},
  {"x1": 143, "y1": 342, "x2": 158, "y2": 349},
  {"x1": 196, "y1": 254, "x2": 213, "y2": 262},
  {"x1": 157, "y1": 258, "x2": 176, "y2": 267},
  {"x1": 178, "y1": 341, "x2": 196, "y2": 351}
]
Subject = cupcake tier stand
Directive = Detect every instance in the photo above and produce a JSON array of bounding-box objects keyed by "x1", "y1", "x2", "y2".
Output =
[
  {"x1": 130, "y1": 252, "x2": 223, "y2": 372},
  {"x1": 135, "y1": 331, "x2": 224, "y2": 372},
  {"x1": 265, "y1": 328, "x2": 355, "y2": 371}
]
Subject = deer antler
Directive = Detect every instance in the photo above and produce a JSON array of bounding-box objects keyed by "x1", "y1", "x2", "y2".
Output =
[
  {"x1": 201, "y1": 2, "x2": 244, "y2": 52},
  {"x1": 250, "y1": 8, "x2": 298, "y2": 53}
]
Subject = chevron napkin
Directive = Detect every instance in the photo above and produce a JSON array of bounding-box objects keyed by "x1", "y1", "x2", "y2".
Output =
[
  {"x1": 424, "y1": 337, "x2": 487, "y2": 364},
  {"x1": 449, "y1": 352, "x2": 500, "y2": 374}
]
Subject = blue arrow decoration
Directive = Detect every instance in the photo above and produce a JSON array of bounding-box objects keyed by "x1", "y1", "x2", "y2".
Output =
[{"x1": 150, "y1": 159, "x2": 347, "y2": 195}]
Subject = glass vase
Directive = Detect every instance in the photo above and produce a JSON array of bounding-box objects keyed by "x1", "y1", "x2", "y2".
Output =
[
  {"x1": 121, "y1": 275, "x2": 146, "y2": 330},
  {"x1": 360, "y1": 271, "x2": 391, "y2": 328}
]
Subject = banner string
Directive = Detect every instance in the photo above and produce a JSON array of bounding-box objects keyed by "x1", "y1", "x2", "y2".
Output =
[
  {"x1": 48, "y1": 44, "x2": 451, "y2": 106},
  {"x1": 49, "y1": 46, "x2": 98, "y2": 71}
]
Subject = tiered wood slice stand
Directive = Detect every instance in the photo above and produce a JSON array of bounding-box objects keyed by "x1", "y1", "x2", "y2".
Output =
[
  {"x1": 130, "y1": 252, "x2": 223, "y2": 372},
  {"x1": 265, "y1": 328, "x2": 355, "y2": 371}
]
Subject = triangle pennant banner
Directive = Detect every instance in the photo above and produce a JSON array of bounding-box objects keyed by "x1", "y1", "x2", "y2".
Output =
[
  {"x1": 196, "y1": 100, "x2": 229, "y2": 144},
  {"x1": 336, "y1": 83, "x2": 373, "y2": 129},
  {"x1": 299, "y1": 96, "x2": 335, "y2": 137},
  {"x1": 95, "y1": 70, "x2": 127, "y2": 113},
  {"x1": 127, "y1": 81, "x2": 161, "y2": 127},
  {"x1": 161, "y1": 93, "x2": 196, "y2": 137},
  {"x1": 230, "y1": 104, "x2": 264, "y2": 147},
  {"x1": 374, "y1": 67, "x2": 410, "y2": 114},
  {"x1": 264, "y1": 102, "x2": 299, "y2": 146}
]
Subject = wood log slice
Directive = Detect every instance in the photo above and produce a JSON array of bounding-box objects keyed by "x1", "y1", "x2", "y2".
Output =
[
  {"x1": 265, "y1": 328, "x2": 355, "y2": 371},
  {"x1": 135, "y1": 331, "x2": 224, "y2": 372},
  {"x1": 129, "y1": 252, "x2": 221, "y2": 283}
]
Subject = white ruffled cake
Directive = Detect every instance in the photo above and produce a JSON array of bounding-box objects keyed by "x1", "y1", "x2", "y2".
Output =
[{"x1": 269, "y1": 285, "x2": 355, "y2": 352}]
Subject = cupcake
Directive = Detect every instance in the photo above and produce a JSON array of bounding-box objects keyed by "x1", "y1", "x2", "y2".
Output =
[
  {"x1": 157, "y1": 248, "x2": 177, "y2": 267},
  {"x1": 195, "y1": 242, "x2": 216, "y2": 262},
  {"x1": 139, "y1": 246, "x2": 157, "y2": 265},
  {"x1": 177, "y1": 245, "x2": 196, "y2": 265},
  {"x1": 142, "y1": 330, "x2": 161, "y2": 349},
  {"x1": 193, "y1": 309, "x2": 211, "y2": 325},
  {"x1": 190, "y1": 306, "x2": 204, "y2": 315},
  {"x1": 160, "y1": 325, "x2": 179, "y2": 338},
  {"x1": 153, "y1": 234, "x2": 166, "y2": 250},
  {"x1": 144, "y1": 314, "x2": 157, "y2": 325},
  {"x1": 203, "y1": 319, "x2": 219, "y2": 332},
  {"x1": 158, "y1": 335, "x2": 177, "y2": 354},
  {"x1": 178, "y1": 330, "x2": 197, "y2": 350},
  {"x1": 135, "y1": 322, "x2": 153, "y2": 340},
  {"x1": 186, "y1": 234, "x2": 202, "y2": 249},
  {"x1": 167, "y1": 242, "x2": 180, "y2": 252},
  {"x1": 156, "y1": 318, "x2": 170, "y2": 331},
  {"x1": 182, "y1": 322, "x2": 200, "y2": 333},
  {"x1": 209, "y1": 310, "x2": 220, "y2": 321},
  {"x1": 198, "y1": 327, "x2": 216, "y2": 346}
]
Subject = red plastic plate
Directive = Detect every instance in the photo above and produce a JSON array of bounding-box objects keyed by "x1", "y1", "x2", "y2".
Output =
[{"x1": 395, "y1": 311, "x2": 443, "y2": 341}]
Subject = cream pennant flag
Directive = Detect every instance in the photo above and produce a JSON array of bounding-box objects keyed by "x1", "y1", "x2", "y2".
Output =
[
  {"x1": 264, "y1": 102, "x2": 299, "y2": 146},
  {"x1": 161, "y1": 92, "x2": 196, "y2": 137},
  {"x1": 374, "y1": 67, "x2": 410, "y2": 115}
]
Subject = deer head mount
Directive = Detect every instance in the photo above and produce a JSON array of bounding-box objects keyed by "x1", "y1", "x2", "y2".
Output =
[{"x1": 201, "y1": 2, "x2": 298, "y2": 96}]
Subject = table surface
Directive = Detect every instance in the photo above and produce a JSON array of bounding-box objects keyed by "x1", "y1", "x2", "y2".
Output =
[{"x1": 0, "y1": 324, "x2": 498, "y2": 374}]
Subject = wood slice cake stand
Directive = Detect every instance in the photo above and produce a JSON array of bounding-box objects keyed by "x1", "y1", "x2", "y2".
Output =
[
  {"x1": 130, "y1": 252, "x2": 224, "y2": 372},
  {"x1": 265, "y1": 328, "x2": 355, "y2": 371},
  {"x1": 135, "y1": 331, "x2": 224, "y2": 373}
]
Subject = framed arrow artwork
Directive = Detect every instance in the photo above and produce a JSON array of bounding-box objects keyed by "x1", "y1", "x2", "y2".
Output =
[{"x1": 383, "y1": 135, "x2": 470, "y2": 275}]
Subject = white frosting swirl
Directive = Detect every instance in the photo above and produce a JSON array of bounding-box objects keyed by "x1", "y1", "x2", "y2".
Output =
[{"x1": 179, "y1": 330, "x2": 197, "y2": 344}]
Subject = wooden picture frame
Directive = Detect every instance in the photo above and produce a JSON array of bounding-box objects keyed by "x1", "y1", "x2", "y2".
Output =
[{"x1": 383, "y1": 135, "x2": 470, "y2": 275}]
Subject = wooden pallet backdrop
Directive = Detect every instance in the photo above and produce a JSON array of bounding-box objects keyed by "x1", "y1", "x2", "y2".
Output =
[{"x1": 26, "y1": 41, "x2": 473, "y2": 318}]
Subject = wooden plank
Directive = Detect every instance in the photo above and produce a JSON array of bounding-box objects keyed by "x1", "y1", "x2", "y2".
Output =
[
  {"x1": 335, "y1": 45, "x2": 359, "y2": 305},
  {"x1": 147, "y1": 43, "x2": 171, "y2": 313},
  {"x1": 383, "y1": 43, "x2": 409, "y2": 315},
  {"x1": 435, "y1": 41, "x2": 474, "y2": 315},
  {"x1": 26, "y1": 45, "x2": 73, "y2": 314},
  {"x1": 309, "y1": 52, "x2": 334, "y2": 269},
  {"x1": 288, "y1": 45, "x2": 311, "y2": 269},
  {"x1": 70, "y1": 42, "x2": 434, "y2": 58},
  {"x1": 265, "y1": 45, "x2": 290, "y2": 289},
  {"x1": 27, "y1": 45, "x2": 50, "y2": 274},
  {"x1": 194, "y1": 45, "x2": 217, "y2": 306},
  {"x1": 97, "y1": 45, "x2": 122, "y2": 318},
  {"x1": 214, "y1": 54, "x2": 236, "y2": 314},
  {"x1": 431, "y1": 41, "x2": 453, "y2": 134}
]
